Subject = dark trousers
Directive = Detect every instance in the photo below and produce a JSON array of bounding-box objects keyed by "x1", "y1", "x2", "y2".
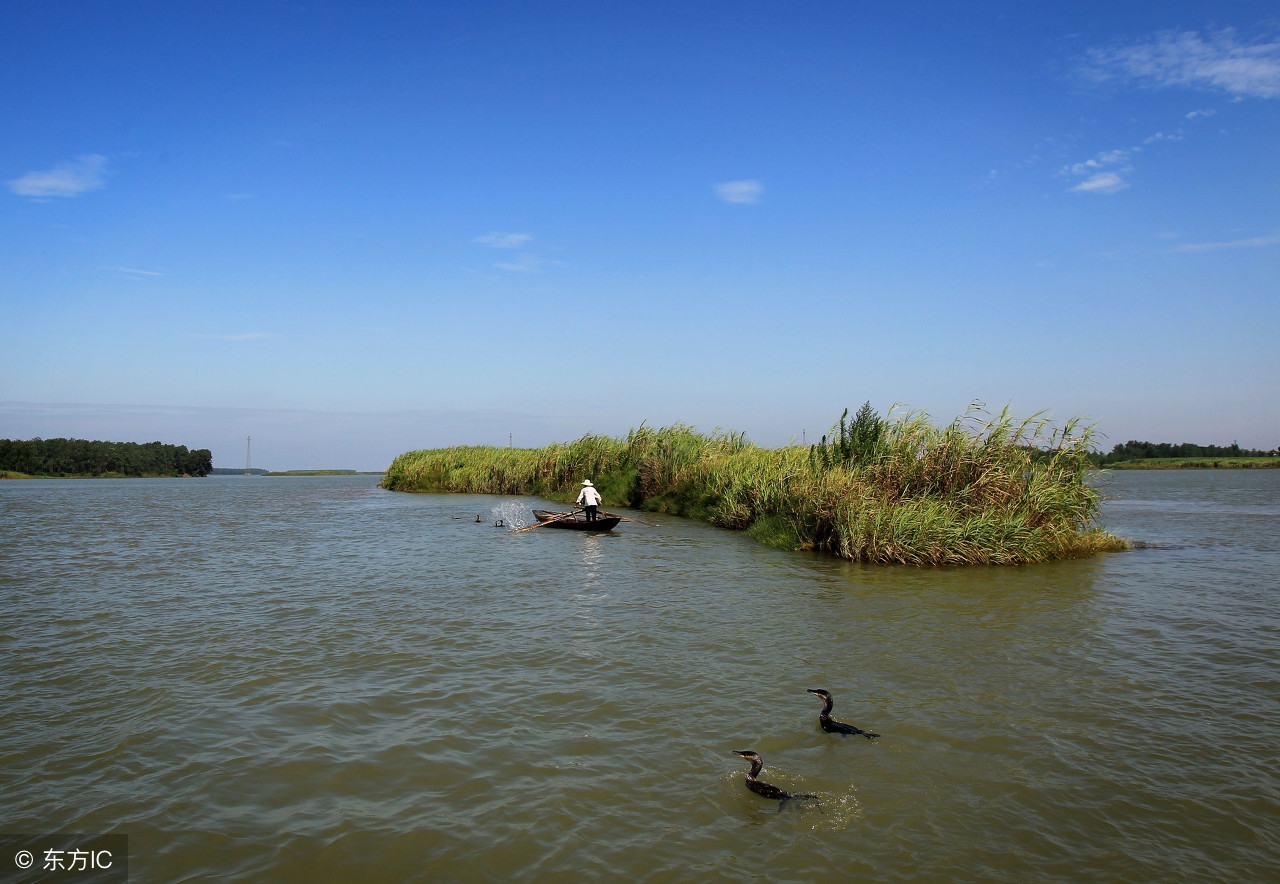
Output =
[{"x1": 584, "y1": 504, "x2": 598, "y2": 522}]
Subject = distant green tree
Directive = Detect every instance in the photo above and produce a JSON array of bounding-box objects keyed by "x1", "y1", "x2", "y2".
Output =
[
  {"x1": 0, "y1": 438, "x2": 213, "y2": 477},
  {"x1": 184, "y1": 448, "x2": 213, "y2": 476},
  {"x1": 1090, "y1": 439, "x2": 1274, "y2": 465}
]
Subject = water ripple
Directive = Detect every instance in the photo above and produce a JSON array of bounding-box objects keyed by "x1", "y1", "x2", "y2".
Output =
[{"x1": 1, "y1": 473, "x2": 1277, "y2": 880}]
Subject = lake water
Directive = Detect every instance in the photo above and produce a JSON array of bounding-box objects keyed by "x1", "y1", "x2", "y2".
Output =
[{"x1": 2, "y1": 471, "x2": 1277, "y2": 881}]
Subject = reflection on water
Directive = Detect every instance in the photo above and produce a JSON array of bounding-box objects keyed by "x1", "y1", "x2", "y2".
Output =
[
  {"x1": 1, "y1": 472, "x2": 1277, "y2": 881},
  {"x1": 571, "y1": 535, "x2": 608, "y2": 659}
]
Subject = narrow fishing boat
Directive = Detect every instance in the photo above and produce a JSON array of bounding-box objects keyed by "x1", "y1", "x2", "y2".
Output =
[{"x1": 531, "y1": 509, "x2": 621, "y2": 531}]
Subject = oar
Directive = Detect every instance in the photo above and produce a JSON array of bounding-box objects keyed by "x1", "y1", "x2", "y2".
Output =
[
  {"x1": 513, "y1": 509, "x2": 583, "y2": 533},
  {"x1": 599, "y1": 510, "x2": 658, "y2": 527}
]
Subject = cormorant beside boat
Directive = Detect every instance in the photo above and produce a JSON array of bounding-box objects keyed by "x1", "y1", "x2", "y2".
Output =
[{"x1": 807, "y1": 688, "x2": 879, "y2": 739}]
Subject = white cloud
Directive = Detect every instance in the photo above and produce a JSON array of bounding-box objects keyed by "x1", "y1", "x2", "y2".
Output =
[
  {"x1": 1068, "y1": 149, "x2": 1131, "y2": 175},
  {"x1": 470, "y1": 232, "x2": 556, "y2": 272},
  {"x1": 494, "y1": 254, "x2": 541, "y2": 273},
  {"x1": 105, "y1": 266, "x2": 162, "y2": 277},
  {"x1": 190, "y1": 332, "x2": 280, "y2": 341},
  {"x1": 1063, "y1": 148, "x2": 1132, "y2": 193},
  {"x1": 1082, "y1": 28, "x2": 1280, "y2": 99},
  {"x1": 1072, "y1": 172, "x2": 1129, "y2": 194},
  {"x1": 473, "y1": 232, "x2": 533, "y2": 248},
  {"x1": 7, "y1": 154, "x2": 108, "y2": 198},
  {"x1": 715, "y1": 180, "x2": 763, "y2": 204},
  {"x1": 1174, "y1": 233, "x2": 1280, "y2": 252},
  {"x1": 1059, "y1": 104, "x2": 1220, "y2": 194}
]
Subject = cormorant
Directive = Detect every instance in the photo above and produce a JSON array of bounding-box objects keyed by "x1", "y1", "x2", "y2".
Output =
[
  {"x1": 807, "y1": 688, "x2": 879, "y2": 739},
  {"x1": 732, "y1": 750, "x2": 812, "y2": 802}
]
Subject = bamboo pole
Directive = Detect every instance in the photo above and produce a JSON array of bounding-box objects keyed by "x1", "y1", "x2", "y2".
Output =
[{"x1": 599, "y1": 510, "x2": 658, "y2": 527}]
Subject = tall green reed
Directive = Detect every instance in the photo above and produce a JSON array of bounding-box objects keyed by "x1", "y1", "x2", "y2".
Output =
[{"x1": 381, "y1": 403, "x2": 1128, "y2": 565}]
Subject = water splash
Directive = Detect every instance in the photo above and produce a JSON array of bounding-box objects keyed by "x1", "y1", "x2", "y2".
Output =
[
  {"x1": 802, "y1": 790, "x2": 864, "y2": 830},
  {"x1": 493, "y1": 500, "x2": 533, "y2": 530}
]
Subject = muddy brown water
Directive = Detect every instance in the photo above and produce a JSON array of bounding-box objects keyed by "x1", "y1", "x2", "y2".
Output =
[{"x1": 2, "y1": 471, "x2": 1277, "y2": 881}]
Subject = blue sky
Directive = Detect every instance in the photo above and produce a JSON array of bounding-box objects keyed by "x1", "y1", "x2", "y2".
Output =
[{"x1": 2, "y1": 1, "x2": 1277, "y2": 470}]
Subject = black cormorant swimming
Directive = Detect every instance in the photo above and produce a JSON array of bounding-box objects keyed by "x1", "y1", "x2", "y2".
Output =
[
  {"x1": 807, "y1": 688, "x2": 880, "y2": 739},
  {"x1": 732, "y1": 750, "x2": 813, "y2": 802}
]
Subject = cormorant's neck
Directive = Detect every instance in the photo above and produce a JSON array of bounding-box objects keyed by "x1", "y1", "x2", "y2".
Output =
[
  {"x1": 747, "y1": 757, "x2": 763, "y2": 778},
  {"x1": 819, "y1": 695, "x2": 833, "y2": 717}
]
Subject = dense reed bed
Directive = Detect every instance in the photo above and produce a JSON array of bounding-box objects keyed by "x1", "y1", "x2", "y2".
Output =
[{"x1": 382, "y1": 404, "x2": 1129, "y2": 565}]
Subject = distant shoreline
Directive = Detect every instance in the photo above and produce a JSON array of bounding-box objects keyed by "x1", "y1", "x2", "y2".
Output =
[
  {"x1": 2, "y1": 469, "x2": 384, "y2": 479},
  {"x1": 209, "y1": 468, "x2": 384, "y2": 476},
  {"x1": 1, "y1": 470, "x2": 205, "y2": 479},
  {"x1": 1100, "y1": 458, "x2": 1279, "y2": 470},
  {"x1": 261, "y1": 470, "x2": 384, "y2": 476}
]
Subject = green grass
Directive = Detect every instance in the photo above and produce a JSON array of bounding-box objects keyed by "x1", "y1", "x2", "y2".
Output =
[
  {"x1": 383, "y1": 404, "x2": 1130, "y2": 566},
  {"x1": 1103, "y1": 457, "x2": 1280, "y2": 469}
]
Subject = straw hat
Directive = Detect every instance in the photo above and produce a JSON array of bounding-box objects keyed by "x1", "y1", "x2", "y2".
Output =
[{"x1": 581, "y1": 479, "x2": 594, "y2": 486}]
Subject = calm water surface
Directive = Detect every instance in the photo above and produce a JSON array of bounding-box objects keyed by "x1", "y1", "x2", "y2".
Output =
[{"x1": 2, "y1": 472, "x2": 1277, "y2": 881}]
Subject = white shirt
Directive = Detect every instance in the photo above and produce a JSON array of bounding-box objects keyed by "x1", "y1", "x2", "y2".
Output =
[{"x1": 576, "y1": 486, "x2": 602, "y2": 506}]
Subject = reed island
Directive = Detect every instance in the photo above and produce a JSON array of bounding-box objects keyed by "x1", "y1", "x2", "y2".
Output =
[{"x1": 382, "y1": 404, "x2": 1129, "y2": 566}]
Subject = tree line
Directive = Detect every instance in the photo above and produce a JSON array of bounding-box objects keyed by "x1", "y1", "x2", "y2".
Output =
[
  {"x1": 0, "y1": 438, "x2": 213, "y2": 477},
  {"x1": 1090, "y1": 440, "x2": 1278, "y2": 465}
]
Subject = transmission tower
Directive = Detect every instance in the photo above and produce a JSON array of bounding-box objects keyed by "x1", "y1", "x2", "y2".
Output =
[{"x1": 245, "y1": 435, "x2": 252, "y2": 476}]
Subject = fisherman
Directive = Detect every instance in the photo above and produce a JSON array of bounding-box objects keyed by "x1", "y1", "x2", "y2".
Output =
[{"x1": 575, "y1": 479, "x2": 603, "y2": 522}]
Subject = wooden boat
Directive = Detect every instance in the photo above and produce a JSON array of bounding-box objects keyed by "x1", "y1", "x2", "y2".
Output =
[{"x1": 531, "y1": 509, "x2": 621, "y2": 531}]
